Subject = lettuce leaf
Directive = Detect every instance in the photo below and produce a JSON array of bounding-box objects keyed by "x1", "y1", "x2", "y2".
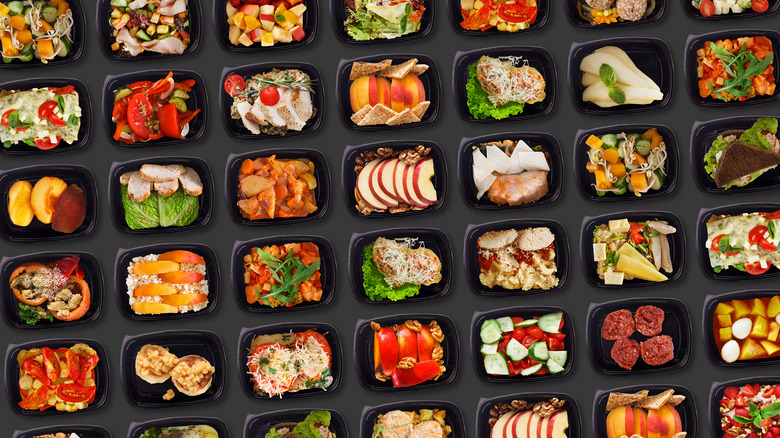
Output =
[
  {"x1": 362, "y1": 244, "x2": 420, "y2": 301},
  {"x1": 291, "y1": 410, "x2": 333, "y2": 438},
  {"x1": 466, "y1": 63, "x2": 524, "y2": 120},
  {"x1": 121, "y1": 185, "x2": 199, "y2": 229}
]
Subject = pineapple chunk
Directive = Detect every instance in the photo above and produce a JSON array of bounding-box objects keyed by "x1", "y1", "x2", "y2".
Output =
[
  {"x1": 769, "y1": 321, "x2": 780, "y2": 342},
  {"x1": 768, "y1": 296, "x2": 780, "y2": 318},
  {"x1": 617, "y1": 242, "x2": 656, "y2": 270},
  {"x1": 717, "y1": 314, "x2": 732, "y2": 328},
  {"x1": 715, "y1": 301, "x2": 735, "y2": 315},
  {"x1": 751, "y1": 298, "x2": 767, "y2": 317},
  {"x1": 739, "y1": 337, "x2": 766, "y2": 360},
  {"x1": 289, "y1": 4, "x2": 306, "y2": 15},
  {"x1": 760, "y1": 340, "x2": 780, "y2": 356},
  {"x1": 615, "y1": 254, "x2": 668, "y2": 282},
  {"x1": 733, "y1": 300, "x2": 751, "y2": 319},
  {"x1": 751, "y1": 316, "x2": 769, "y2": 339},
  {"x1": 719, "y1": 327, "x2": 733, "y2": 343}
]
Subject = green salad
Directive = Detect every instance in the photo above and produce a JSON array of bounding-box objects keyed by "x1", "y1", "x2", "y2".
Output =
[
  {"x1": 266, "y1": 410, "x2": 334, "y2": 438},
  {"x1": 344, "y1": 0, "x2": 425, "y2": 41},
  {"x1": 465, "y1": 63, "x2": 525, "y2": 120}
]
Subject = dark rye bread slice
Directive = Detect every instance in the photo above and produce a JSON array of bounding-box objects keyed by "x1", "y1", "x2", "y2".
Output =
[{"x1": 715, "y1": 140, "x2": 780, "y2": 188}]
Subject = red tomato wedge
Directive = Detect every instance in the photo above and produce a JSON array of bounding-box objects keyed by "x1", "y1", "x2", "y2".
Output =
[
  {"x1": 460, "y1": 6, "x2": 490, "y2": 29},
  {"x1": 56, "y1": 383, "x2": 96, "y2": 403},
  {"x1": 127, "y1": 93, "x2": 153, "y2": 139},
  {"x1": 157, "y1": 103, "x2": 181, "y2": 139}
]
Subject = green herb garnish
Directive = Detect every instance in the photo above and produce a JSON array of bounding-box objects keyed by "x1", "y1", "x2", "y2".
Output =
[
  {"x1": 599, "y1": 64, "x2": 625, "y2": 104},
  {"x1": 253, "y1": 246, "x2": 321, "y2": 306}
]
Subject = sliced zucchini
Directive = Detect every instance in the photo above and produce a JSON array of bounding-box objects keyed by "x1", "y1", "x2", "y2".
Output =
[
  {"x1": 520, "y1": 363, "x2": 543, "y2": 376},
  {"x1": 505, "y1": 338, "x2": 528, "y2": 361},
  {"x1": 537, "y1": 311, "x2": 563, "y2": 333},
  {"x1": 495, "y1": 316, "x2": 514, "y2": 333},
  {"x1": 528, "y1": 341, "x2": 549, "y2": 361},
  {"x1": 515, "y1": 319, "x2": 538, "y2": 327},
  {"x1": 548, "y1": 350, "x2": 568, "y2": 367},
  {"x1": 480, "y1": 342, "x2": 498, "y2": 356},
  {"x1": 483, "y1": 353, "x2": 509, "y2": 376},
  {"x1": 479, "y1": 319, "x2": 502, "y2": 344},
  {"x1": 546, "y1": 358, "x2": 565, "y2": 374}
]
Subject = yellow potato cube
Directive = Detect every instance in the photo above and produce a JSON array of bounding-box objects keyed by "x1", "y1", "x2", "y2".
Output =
[
  {"x1": 751, "y1": 315, "x2": 769, "y2": 339},
  {"x1": 752, "y1": 298, "x2": 767, "y2": 317},
  {"x1": 768, "y1": 296, "x2": 780, "y2": 318},
  {"x1": 768, "y1": 321, "x2": 780, "y2": 342},
  {"x1": 733, "y1": 300, "x2": 751, "y2": 319},
  {"x1": 739, "y1": 338, "x2": 767, "y2": 361},
  {"x1": 760, "y1": 340, "x2": 780, "y2": 356}
]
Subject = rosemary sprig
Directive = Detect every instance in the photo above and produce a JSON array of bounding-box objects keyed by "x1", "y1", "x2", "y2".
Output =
[{"x1": 255, "y1": 76, "x2": 316, "y2": 94}]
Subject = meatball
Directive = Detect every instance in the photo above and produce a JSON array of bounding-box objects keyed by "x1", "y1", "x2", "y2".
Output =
[
  {"x1": 601, "y1": 309, "x2": 635, "y2": 340},
  {"x1": 640, "y1": 335, "x2": 674, "y2": 366},
  {"x1": 635, "y1": 305, "x2": 665, "y2": 336},
  {"x1": 616, "y1": 0, "x2": 648, "y2": 21},
  {"x1": 611, "y1": 338, "x2": 640, "y2": 370},
  {"x1": 585, "y1": 0, "x2": 616, "y2": 10}
]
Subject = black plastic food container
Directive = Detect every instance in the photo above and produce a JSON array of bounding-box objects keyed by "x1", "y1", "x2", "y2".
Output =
[
  {"x1": 113, "y1": 242, "x2": 219, "y2": 321},
  {"x1": 470, "y1": 306, "x2": 575, "y2": 382},
  {"x1": 463, "y1": 218, "x2": 569, "y2": 297},
  {"x1": 0, "y1": 0, "x2": 85, "y2": 69},
  {"x1": 690, "y1": 115, "x2": 780, "y2": 194},
  {"x1": 219, "y1": 62, "x2": 323, "y2": 139},
  {"x1": 568, "y1": 37, "x2": 673, "y2": 115},
  {"x1": 348, "y1": 227, "x2": 453, "y2": 304},
  {"x1": 476, "y1": 392, "x2": 581, "y2": 438},
  {"x1": 214, "y1": 0, "x2": 317, "y2": 52},
  {"x1": 586, "y1": 297, "x2": 691, "y2": 375},
  {"x1": 563, "y1": 0, "x2": 666, "y2": 28},
  {"x1": 452, "y1": 45, "x2": 556, "y2": 123},
  {"x1": 237, "y1": 322, "x2": 342, "y2": 399},
  {"x1": 231, "y1": 235, "x2": 336, "y2": 313},
  {"x1": 335, "y1": 53, "x2": 441, "y2": 131},
  {"x1": 680, "y1": 0, "x2": 780, "y2": 19},
  {"x1": 695, "y1": 202, "x2": 780, "y2": 280},
  {"x1": 448, "y1": 0, "x2": 548, "y2": 35},
  {"x1": 120, "y1": 330, "x2": 225, "y2": 408},
  {"x1": 224, "y1": 148, "x2": 330, "y2": 226},
  {"x1": 0, "y1": 77, "x2": 91, "y2": 155},
  {"x1": 107, "y1": 156, "x2": 214, "y2": 234},
  {"x1": 592, "y1": 384, "x2": 696, "y2": 438},
  {"x1": 353, "y1": 313, "x2": 458, "y2": 392},
  {"x1": 579, "y1": 210, "x2": 685, "y2": 288},
  {"x1": 702, "y1": 289, "x2": 780, "y2": 367},
  {"x1": 13, "y1": 424, "x2": 110, "y2": 438},
  {"x1": 341, "y1": 140, "x2": 447, "y2": 218},
  {"x1": 102, "y1": 70, "x2": 207, "y2": 148},
  {"x1": 361, "y1": 400, "x2": 465, "y2": 438},
  {"x1": 708, "y1": 377, "x2": 780, "y2": 438},
  {"x1": 331, "y1": 0, "x2": 433, "y2": 43},
  {"x1": 96, "y1": 0, "x2": 201, "y2": 60},
  {"x1": 573, "y1": 124, "x2": 679, "y2": 202},
  {"x1": 457, "y1": 132, "x2": 563, "y2": 210},
  {"x1": 127, "y1": 416, "x2": 229, "y2": 438},
  {"x1": 1, "y1": 251, "x2": 103, "y2": 329},
  {"x1": 0, "y1": 164, "x2": 97, "y2": 242},
  {"x1": 5, "y1": 337, "x2": 109, "y2": 416},
  {"x1": 245, "y1": 408, "x2": 347, "y2": 438},
  {"x1": 683, "y1": 29, "x2": 780, "y2": 107}
]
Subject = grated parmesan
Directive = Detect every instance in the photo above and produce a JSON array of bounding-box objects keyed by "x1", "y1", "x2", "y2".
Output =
[
  {"x1": 475, "y1": 55, "x2": 546, "y2": 107},
  {"x1": 371, "y1": 237, "x2": 442, "y2": 288}
]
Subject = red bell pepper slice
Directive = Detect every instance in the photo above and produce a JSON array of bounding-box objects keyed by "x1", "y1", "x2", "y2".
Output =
[
  {"x1": 66, "y1": 350, "x2": 81, "y2": 382},
  {"x1": 42, "y1": 348, "x2": 60, "y2": 382},
  {"x1": 77, "y1": 354, "x2": 99, "y2": 386},
  {"x1": 22, "y1": 357, "x2": 51, "y2": 388},
  {"x1": 390, "y1": 360, "x2": 442, "y2": 387},
  {"x1": 50, "y1": 256, "x2": 80, "y2": 287}
]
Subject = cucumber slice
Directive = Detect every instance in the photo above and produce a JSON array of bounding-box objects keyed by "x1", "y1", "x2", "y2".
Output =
[
  {"x1": 548, "y1": 350, "x2": 567, "y2": 367},
  {"x1": 135, "y1": 29, "x2": 151, "y2": 41},
  {"x1": 479, "y1": 319, "x2": 502, "y2": 344},
  {"x1": 41, "y1": 5, "x2": 58, "y2": 23},
  {"x1": 651, "y1": 170, "x2": 665, "y2": 190},
  {"x1": 110, "y1": 0, "x2": 128, "y2": 6},
  {"x1": 505, "y1": 338, "x2": 528, "y2": 361},
  {"x1": 168, "y1": 97, "x2": 187, "y2": 112},
  {"x1": 483, "y1": 353, "x2": 509, "y2": 375},
  {"x1": 546, "y1": 358, "x2": 565, "y2": 374},
  {"x1": 481, "y1": 342, "x2": 498, "y2": 356},
  {"x1": 520, "y1": 363, "x2": 543, "y2": 376},
  {"x1": 600, "y1": 133, "x2": 618, "y2": 148},
  {"x1": 515, "y1": 319, "x2": 538, "y2": 327},
  {"x1": 635, "y1": 139, "x2": 652, "y2": 156},
  {"x1": 537, "y1": 311, "x2": 563, "y2": 333},
  {"x1": 113, "y1": 86, "x2": 132, "y2": 102},
  {"x1": 7, "y1": 1, "x2": 24, "y2": 15},
  {"x1": 172, "y1": 89, "x2": 190, "y2": 99},
  {"x1": 528, "y1": 341, "x2": 549, "y2": 361},
  {"x1": 495, "y1": 316, "x2": 514, "y2": 333},
  {"x1": 57, "y1": 37, "x2": 71, "y2": 57}
]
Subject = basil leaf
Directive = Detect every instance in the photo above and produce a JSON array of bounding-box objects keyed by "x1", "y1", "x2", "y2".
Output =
[
  {"x1": 599, "y1": 63, "x2": 617, "y2": 87},
  {"x1": 8, "y1": 110, "x2": 18, "y2": 128},
  {"x1": 399, "y1": 3, "x2": 411, "y2": 33},
  {"x1": 714, "y1": 266, "x2": 723, "y2": 273},
  {"x1": 608, "y1": 86, "x2": 626, "y2": 104},
  {"x1": 733, "y1": 415, "x2": 754, "y2": 425},
  {"x1": 23, "y1": 139, "x2": 35, "y2": 147},
  {"x1": 769, "y1": 220, "x2": 776, "y2": 240},
  {"x1": 734, "y1": 263, "x2": 746, "y2": 272},
  {"x1": 754, "y1": 417, "x2": 762, "y2": 428},
  {"x1": 718, "y1": 235, "x2": 730, "y2": 253},
  {"x1": 68, "y1": 114, "x2": 78, "y2": 125},
  {"x1": 57, "y1": 95, "x2": 65, "y2": 113}
]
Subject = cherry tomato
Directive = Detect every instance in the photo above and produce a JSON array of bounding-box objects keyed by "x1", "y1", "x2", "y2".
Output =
[
  {"x1": 56, "y1": 383, "x2": 96, "y2": 403},
  {"x1": 498, "y1": 3, "x2": 536, "y2": 23},
  {"x1": 526, "y1": 324, "x2": 544, "y2": 339},
  {"x1": 511, "y1": 327, "x2": 527, "y2": 342},
  {"x1": 511, "y1": 316, "x2": 524, "y2": 325},
  {"x1": 699, "y1": 0, "x2": 715, "y2": 16},
  {"x1": 521, "y1": 335, "x2": 538, "y2": 348},
  {"x1": 1, "y1": 109, "x2": 14, "y2": 126},
  {"x1": 546, "y1": 337, "x2": 561, "y2": 351},
  {"x1": 48, "y1": 113, "x2": 67, "y2": 127},
  {"x1": 224, "y1": 74, "x2": 245, "y2": 96},
  {"x1": 260, "y1": 86, "x2": 280, "y2": 106},
  {"x1": 749, "y1": 226, "x2": 778, "y2": 251},
  {"x1": 127, "y1": 93, "x2": 153, "y2": 139},
  {"x1": 711, "y1": 234, "x2": 740, "y2": 256},
  {"x1": 547, "y1": 332, "x2": 566, "y2": 341},
  {"x1": 156, "y1": 103, "x2": 181, "y2": 139},
  {"x1": 460, "y1": 5, "x2": 490, "y2": 29},
  {"x1": 18, "y1": 386, "x2": 49, "y2": 410},
  {"x1": 752, "y1": 0, "x2": 769, "y2": 12},
  {"x1": 34, "y1": 136, "x2": 61, "y2": 150},
  {"x1": 38, "y1": 100, "x2": 58, "y2": 119},
  {"x1": 52, "y1": 85, "x2": 75, "y2": 95},
  {"x1": 745, "y1": 261, "x2": 771, "y2": 275}
]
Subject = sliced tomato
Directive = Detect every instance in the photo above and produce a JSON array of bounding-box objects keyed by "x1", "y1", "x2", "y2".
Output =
[
  {"x1": 750, "y1": 226, "x2": 777, "y2": 251},
  {"x1": 224, "y1": 74, "x2": 245, "y2": 96},
  {"x1": 460, "y1": 5, "x2": 490, "y2": 29},
  {"x1": 66, "y1": 350, "x2": 81, "y2": 382},
  {"x1": 42, "y1": 347, "x2": 60, "y2": 382},
  {"x1": 18, "y1": 385, "x2": 49, "y2": 410},
  {"x1": 526, "y1": 324, "x2": 544, "y2": 339},
  {"x1": 22, "y1": 357, "x2": 51, "y2": 387},
  {"x1": 127, "y1": 93, "x2": 153, "y2": 139},
  {"x1": 52, "y1": 85, "x2": 75, "y2": 95},
  {"x1": 547, "y1": 332, "x2": 566, "y2": 341},
  {"x1": 498, "y1": 3, "x2": 536, "y2": 23},
  {"x1": 295, "y1": 330, "x2": 332, "y2": 361},
  {"x1": 128, "y1": 80, "x2": 153, "y2": 90},
  {"x1": 56, "y1": 383, "x2": 95, "y2": 403},
  {"x1": 546, "y1": 337, "x2": 561, "y2": 351},
  {"x1": 511, "y1": 326, "x2": 527, "y2": 342},
  {"x1": 34, "y1": 136, "x2": 61, "y2": 150},
  {"x1": 711, "y1": 234, "x2": 740, "y2": 256},
  {"x1": 763, "y1": 210, "x2": 780, "y2": 220},
  {"x1": 521, "y1": 334, "x2": 538, "y2": 348},
  {"x1": 1, "y1": 108, "x2": 15, "y2": 126},
  {"x1": 38, "y1": 100, "x2": 58, "y2": 119},
  {"x1": 752, "y1": 0, "x2": 769, "y2": 12},
  {"x1": 77, "y1": 354, "x2": 99, "y2": 386},
  {"x1": 699, "y1": 0, "x2": 715, "y2": 16},
  {"x1": 745, "y1": 262, "x2": 771, "y2": 275},
  {"x1": 156, "y1": 103, "x2": 181, "y2": 139},
  {"x1": 48, "y1": 113, "x2": 67, "y2": 127}
]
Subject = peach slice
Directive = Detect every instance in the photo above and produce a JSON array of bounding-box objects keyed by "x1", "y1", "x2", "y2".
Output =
[
  {"x1": 51, "y1": 184, "x2": 86, "y2": 234},
  {"x1": 158, "y1": 250, "x2": 206, "y2": 264},
  {"x1": 8, "y1": 180, "x2": 34, "y2": 227},
  {"x1": 160, "y1": 293, "x2": 208, "y2": 306},
  {"x1": 158, "y1": 271, "x2": 206, "y2": 284},
  {"x1": 349, "y1": 75, "x2": 377, "y2": 113},
  {"x1": 396, "y1": 326, "x2": 418, "y2": 361},
  {"x1": 632, "y1": 407, "x2": 647, "y2": 437},
  {"x1": 30, "y1": 176, "x2": 67, "y2": 224},
  {"x1": 389, "y1": 78, "x2": 406, "y2": 113},
  {"x1": 132, "y1": 302, "x2": 179, "y2": 314},
  {"x1": 132, "y1": 260, "x2": 180, "y2": 276},
  {"x1": 133, "y1": 283, "x2": 177, "y2": 297},
  {"x1": 376, "y1": 77, "x2": 391, "y2": 107}
]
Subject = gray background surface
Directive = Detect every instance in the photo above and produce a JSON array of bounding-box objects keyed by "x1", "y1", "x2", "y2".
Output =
[{"x1": 2, "y1": 0, "x2": 779, "y2": 436}]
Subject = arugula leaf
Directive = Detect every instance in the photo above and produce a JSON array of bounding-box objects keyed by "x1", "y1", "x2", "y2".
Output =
[{"x1": 708, "y1": 39, "x2": 775, "y2": 101}]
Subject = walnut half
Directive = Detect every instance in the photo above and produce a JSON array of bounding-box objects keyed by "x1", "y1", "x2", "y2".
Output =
[{"x1": 398, "y1": 357, "x2": 417, "y2": 369}]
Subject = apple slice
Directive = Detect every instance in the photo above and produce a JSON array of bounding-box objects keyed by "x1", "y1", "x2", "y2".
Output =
[
  {"x1": 378, "y1": 158, "x2": 401, "y2": 202},
  {"x1": 374, "y1": 327, "x2": 399, "y2": 376},
  {"x1": 369, "y1": 158, "x2": 398, "y2": 207},
  {"x1": 514, "y1": 411, "x2": 533, "y2": 438},
  {"x1": 412, "y1": 157, "x2": 437, "y2": 204},
  {"x1": 529, "y1": 413, "x2": 544, "y2": 438},
  {"x1": 356, "y1": 159, "x2": 387, "y2": 210},
  {"x1": 545, "y1": 410, "x2": 569, "y2": 438},
  {"x1": 403, "y1": 159, "x2": 431, "y2": 208},
  {"x1": 492, "y1": 412, "x2": 516, "y2": 438},
  {"x1": 417, "y1": 326, "x2": 435, "y2": 361},
  {"x1": 393, "y1": 161, "x2": 413, "y2": 205},
  {"x1": 396, "y1": 325, "x2": 418, "y2": 360}
]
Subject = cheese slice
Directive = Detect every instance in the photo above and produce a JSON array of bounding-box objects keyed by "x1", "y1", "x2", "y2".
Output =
[
  {"x1": 366, "y1": 2, "x2": 408, "y2": 23},
  {"x1": 593, "y1": 243, "x2": 607, "y2": 261},
  {"x1": 616, "y1": 254, "x2": 668, "y2": 282},
  {"x1": 617, "y1": 242, "x2": 656, "y2": 270}
]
